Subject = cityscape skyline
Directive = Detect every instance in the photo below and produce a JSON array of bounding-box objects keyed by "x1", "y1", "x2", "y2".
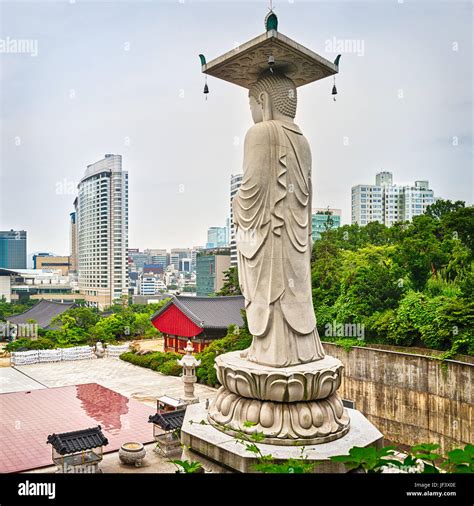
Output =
[{"x1": 1, "y1": 1, "x2": 472, "y2": 255}]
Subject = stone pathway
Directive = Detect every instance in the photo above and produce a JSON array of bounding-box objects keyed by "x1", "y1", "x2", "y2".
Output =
[{"x1": 0, "y1": 367, "x2": 45, "y2": 393}]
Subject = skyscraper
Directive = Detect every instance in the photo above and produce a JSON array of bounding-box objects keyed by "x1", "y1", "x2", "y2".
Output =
[
  {"x1": 351, "y1": 172, "x2": 435, "y2": 226},
  {"x1": 229, "y1": 173, "x2": 243, "y2": 267},
  {"x1": 76, "y1": 154, "x2": 128, "y2": 308},
  {"x1": 0, "y1": 230, "x2": 27, "y2": 269}
]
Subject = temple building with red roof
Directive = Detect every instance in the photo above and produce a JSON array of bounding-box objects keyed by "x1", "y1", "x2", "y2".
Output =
[{"x1": 150, "y1": 295, "x2": 245, "y2": 353}]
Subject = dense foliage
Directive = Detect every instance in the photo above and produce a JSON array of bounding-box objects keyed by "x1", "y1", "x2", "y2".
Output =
[
  {"x1": 195, "y1": 312, "x2": 253, "y2": 386},
  {"x1": 0, "y1": 298, "x2": 36, "y2": 320},
  {"x1": 3, "y1": 300, "x2": 169, "y2": 351},
  {"x1": 216, "y1": 266, "x2": 242, "y2": 296},
  {"x1": 312, "y1": 201, "x2": 473, "y2": 357}
]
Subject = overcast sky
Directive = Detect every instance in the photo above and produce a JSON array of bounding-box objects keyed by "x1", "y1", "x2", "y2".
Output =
[{"x1": 0, "y1": 0, "x2": 472, "y2": 256}]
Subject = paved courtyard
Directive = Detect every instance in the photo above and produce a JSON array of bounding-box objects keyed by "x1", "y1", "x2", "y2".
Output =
[
  {"x1": 6, "y1": 357, "x2": 216, "y2": 406},
  {"x1": 0, "y1": 384, "x2": 155, "y2": 473},
  {"x1": 0, "y1": 367, "x2": 45, "y2": 393},
  {"x1": 0, "y1": 357, "x2": 217, "y2": 473}
]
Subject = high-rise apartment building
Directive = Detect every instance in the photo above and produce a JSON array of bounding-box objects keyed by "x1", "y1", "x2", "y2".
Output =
[
  {"x1": 76, "y1": 154, "x2": 128, "y2": 309},
  {"x1": 351, "y1": 172, "x2": 435, "y2": 226},
  {"x1": 229, "y1": 174, "x2": 243, "y2": 267},
  {"x1": 0, "y1": 230, "x2": 27, "y2": 269},
  {"x1": 311, "y1": 208, "x2": 342, "y2": 241}
]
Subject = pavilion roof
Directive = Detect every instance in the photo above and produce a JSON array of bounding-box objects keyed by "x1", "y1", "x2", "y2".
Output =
[
  {"x1": 8, "y1": 299, "x2": 75, "y2": 329},
  {"x1": 47, "y1": 425, "x2": 109, "y2": 455},
  {"x1": 148, "y1": 409, "x2": 186, "y2": 431}
]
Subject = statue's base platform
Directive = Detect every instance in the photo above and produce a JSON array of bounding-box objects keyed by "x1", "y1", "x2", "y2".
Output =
[{"x1": 180, "y1": 401, "x2": 383, "y2": 473}]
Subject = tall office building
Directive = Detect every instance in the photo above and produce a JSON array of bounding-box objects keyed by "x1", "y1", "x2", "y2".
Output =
[
  {"x1": 145, "y1": 248, "x2": 169, "y2": 269},
  {"x1": 229, "y1": 174, "x2": 243, "y2": 267},
  {"x1": 196, "y1": 248, "x2": 231, "y2": 296},
  {"x1": 170, "y1": 248, "x2": 192, "y2": 271},
  {"x1": 351, "y1": 172, "x2": 435, "y2": 227},
  {"x1": 311, "y1": 208, "x2": 342, "y2": 241},
  {"x1": 0, "y1": 230, "x2": 27, "y2": 269},
  {"x1": 69, "y1": 208, "x2": 78, "y2": 273},
  {"x1": 206, "y1": 226, "x2": 228, "y2": 249},
  {"x1": 76, "y1": 154, "x2": 128, "y2": 309}
]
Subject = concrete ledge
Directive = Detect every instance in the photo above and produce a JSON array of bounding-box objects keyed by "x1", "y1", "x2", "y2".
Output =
[{"x1": 181, "y1": 401, "x2": 383, "y2": 473}]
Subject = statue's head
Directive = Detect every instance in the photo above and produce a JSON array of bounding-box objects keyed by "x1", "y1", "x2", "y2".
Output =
[{"x1": 249, "y1": 70, "x2": 297, "y2": 123}]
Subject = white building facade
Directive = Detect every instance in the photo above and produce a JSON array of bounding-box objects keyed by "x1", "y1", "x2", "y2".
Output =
[
  {"x1": 76, "y1": 154, "x2": 129, "y2": 309},
  {"x1": 351, "y1": 172, "x2": 435, "y2": 227}
]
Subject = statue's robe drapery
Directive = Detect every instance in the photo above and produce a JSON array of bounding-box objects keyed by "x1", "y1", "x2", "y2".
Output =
[{"x1": 233, "y1": 119, "x2": 325, "y2": 367}]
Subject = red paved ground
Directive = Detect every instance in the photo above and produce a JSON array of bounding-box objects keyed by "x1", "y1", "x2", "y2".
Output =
[{"x1": 0, "y1": 383, "x2": 155, "y2": 473}]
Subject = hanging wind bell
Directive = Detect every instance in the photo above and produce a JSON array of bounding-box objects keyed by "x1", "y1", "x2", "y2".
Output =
[
  {"x1": 199, "y1": 54, "x2": 209, "y2": 100},
  {"x1": 267, "y1": 54, "x2": 275, "y2": 73},
  {"x1": 332, "y1": 54, "x2": 341, "y2": 102},
  {"x1": 332, "y1": 76, "x2": 337, "y2": 101}
]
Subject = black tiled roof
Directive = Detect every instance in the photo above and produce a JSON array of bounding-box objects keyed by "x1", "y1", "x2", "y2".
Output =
[
  {"x1": 151, "y1": 295, "x2": 245, "y2": 329},
  {"x1": 9, "y1": 300, "x2": 75, "y2": 329},
  {"x1": 47, "y1": 426, "x2": 109, "y2": 455},
  {"x1": 148, "y1": 409, "x2": 186, "y2": 431}
]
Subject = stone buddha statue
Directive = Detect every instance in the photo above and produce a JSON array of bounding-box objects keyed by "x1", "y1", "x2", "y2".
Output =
[
  {"x1": 199, "y1": 21, "x2": 352, "y2": 446},
  {"x1": 233, "y1": 70, "x2": 325, "y2": 367}
]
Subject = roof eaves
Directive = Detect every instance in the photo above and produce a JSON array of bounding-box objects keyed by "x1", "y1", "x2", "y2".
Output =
[{"x1": 172, "y1": 298, "x2": 204, "y2": 328}]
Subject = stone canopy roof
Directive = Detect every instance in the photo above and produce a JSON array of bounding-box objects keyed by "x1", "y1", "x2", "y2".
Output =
[
  {"x1": 151, "y1": 295, "x2": 245, "y2": 330},
  {"x1": 47, "y1": 426, "x2": 109, "y2": 455}
]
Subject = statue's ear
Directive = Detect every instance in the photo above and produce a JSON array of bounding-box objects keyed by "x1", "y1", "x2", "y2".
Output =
[{"x1": 260, "y1": 91, "x2": 273, "y2": 121}]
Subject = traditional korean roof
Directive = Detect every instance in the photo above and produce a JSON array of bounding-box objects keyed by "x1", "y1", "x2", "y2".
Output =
[
  {"x1": 46, "y1": 425, "x2": 109, "y2": 455},
  {"x1": 8, "y1": 299, "x2": 75, "y2": 329},
  {"x1": 148, "y1": 409, "x2": 186, "y2": 431},
  {"x1": 151, "y1": 295, "x2": 244, "y2": 330}
]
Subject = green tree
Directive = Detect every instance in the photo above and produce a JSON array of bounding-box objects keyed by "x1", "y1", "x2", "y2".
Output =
[
  {"x1": 216, "y1": 266, "x2": 241, "y2": 296},
  {"x1": 426, "y1": 199, "x2": 465, "y2": 220}
]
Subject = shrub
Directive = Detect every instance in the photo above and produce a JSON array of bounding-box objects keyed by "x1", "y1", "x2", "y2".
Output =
[
  {"x1": 120, "y1": 351, "x2": 181, "y2": 371},
  {"x1": 158, "y1": 360, "x2": 182, "y2": 376},
  {"x1": 6, "y1": 337, "x2": 55, "y2": 352},
  {"x1": 196, "y1": 322, "x2": 252, "y2": 387}
]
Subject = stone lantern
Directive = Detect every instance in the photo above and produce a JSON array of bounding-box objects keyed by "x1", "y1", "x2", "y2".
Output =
[{"x1": 178, "y1": 340, "x2": 201, "y2": 404}]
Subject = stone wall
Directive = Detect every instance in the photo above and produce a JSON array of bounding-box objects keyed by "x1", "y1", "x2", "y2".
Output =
[{"x1": 323, "y1": 343, "x2": 473, "y2": 453}]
